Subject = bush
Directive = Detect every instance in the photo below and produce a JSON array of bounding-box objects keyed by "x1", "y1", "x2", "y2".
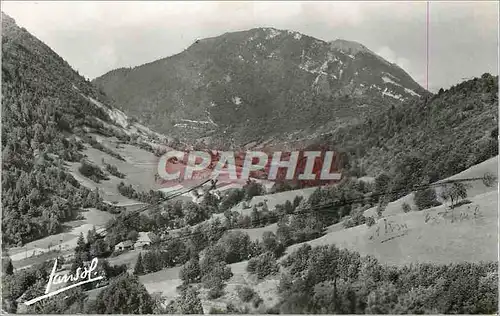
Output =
[
  {"x1": 246, "y1": 252, "x2": 279, "y2": 279},
  {"x1": 366, "y1": 216, "x2": 376, "y2": 227},
  {"x1": 82, "y1": 135, "x2": 125, "y2": 161},
  {"x1": 243, "y1": 181, "x2": 265, "y2": 201},
  {"x1": 262, "y1": 231, "x2": 286, "y2": 258},
  {"x1": 452, "y1": 199, "x2": 472, "y2": 208},
  {"x1": 104, "y1": 163, "x2": 125, "y2": 178},
  {"x1": 237, "y1": 286, "x2": 256, "y2": 302},
  {"x1": 343, "y1": 208, "x2": 367, "y2": 228},
  {"x1": 402, "y1": 202, "x2": 411, "y2": 213},
  {"x1": 207, "y1": 284, "x2": 225, "y2": 299},
  {"x1": 415, "y1": 188, "x2": 441, "y2": 210},
  {"x1": 252, "y1": 295, "x2": 263, "y2": 308},
  {"x1": 179, "y1": 258, "x2": 201, "y2": 284},
  {"x1": 79, "y1": 160, "x2": 108, "y2": 182},
  {"x1": 220, "y1": 189, "x2": 245, "y2": 211}
]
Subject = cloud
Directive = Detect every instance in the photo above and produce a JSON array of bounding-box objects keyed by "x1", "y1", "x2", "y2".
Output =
[{"x1": 376, "y1": 46, "x2": 424, "y2": 84}]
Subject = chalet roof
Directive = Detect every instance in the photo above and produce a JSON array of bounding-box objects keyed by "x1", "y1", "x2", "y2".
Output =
[
  {"x1": 136, "y1": 232, "x2": 151, "y2": 243},
  {"x1": 115, "y1": 240, "x2": 133, "y2": 248}
]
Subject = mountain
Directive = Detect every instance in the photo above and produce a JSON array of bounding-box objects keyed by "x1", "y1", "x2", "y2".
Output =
[
  {"x1": 94, "y1": 27, "x2": 429, "y2": 148},
  {"x1": 1, "y1": 12, "x2": 167, "y2": 246}
]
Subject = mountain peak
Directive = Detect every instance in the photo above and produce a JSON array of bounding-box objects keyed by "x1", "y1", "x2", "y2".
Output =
[
  {"x1": 329, "y1": 39, "x2": 372, "y2": 55},
  {"x1": 95, "y1": 27, "x2": 428, "y2": 146},
  {"x1": 1, "y1": 11, "x2": 15, "y2": 23}
]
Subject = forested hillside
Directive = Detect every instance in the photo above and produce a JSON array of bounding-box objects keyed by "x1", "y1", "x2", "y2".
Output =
[
  {"x1": 1, "y1": 13, "x2": 126, "y2": 246},
  {"x1": 322, "y1": 73, "x2": 498, "y2": 197}
]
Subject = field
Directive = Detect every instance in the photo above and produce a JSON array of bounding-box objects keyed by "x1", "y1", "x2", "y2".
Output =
[
  {"x1": 9, "y1": 208, "x2": 114, "y2": 268},
  {"x1": 230, "y1": 223, "x2": 278, "y2": 241},
  {"x1": 68, "y1": 135, "x2": 162, "y2": 204},
  {"x1": 286, "y1": 190, "x2": 497, "y2": 265},
  {"x1": 140, "y1": 266, "x2": 183, "y2": 304},
  {"x1": 364, "y1": 155, "x2": 498, "y2": 218}
]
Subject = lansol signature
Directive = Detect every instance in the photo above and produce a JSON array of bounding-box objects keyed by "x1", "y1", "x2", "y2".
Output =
[{"x1": 24, "y1": 257, "x2": 104, "y2": 306}]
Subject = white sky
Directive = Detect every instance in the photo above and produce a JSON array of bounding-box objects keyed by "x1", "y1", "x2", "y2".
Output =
[{"x1": 2, "y1": 1, "x2": 499, "y2": 92}]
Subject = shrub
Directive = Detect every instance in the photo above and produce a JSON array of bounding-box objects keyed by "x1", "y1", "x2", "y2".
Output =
[
  {"x1": 207, "y1": 283, "x2": 225, "y2": 299},
  {"x1": 246, "y1": 252, "x2": 279, "y2": 279},
  {"x1": 104, "y1": 163, "x2": 125, "y2": 178},
  {"x1": 293, "y1": 195, "x2": 304, "y2": 208},
  {"x1": 179, "y1": 258, "x2": 201, "y2": 284},
  {"x1": 220, "y1": 189, "x2": 245, "y2": 211},
  {"x1": 79, "y1": 160, "x2": 108, "y2": 182},
  {"x1": 243, "y1": 181, "x2": 265, "y2": 201},
  {"x1": 262, "y1": 231, "x2": 286, "y2": 258},
  {"x1": 343, "y1": 208, "x2": 367, "y2": 228},
  {"x1": 402, "y1": 202, "x2": 411, "y2": 213},
  {"x1": 452, "y1": 199, "x2": 472, "y2": 208},
  {"x1": 366, "y1": 216, "x2": 376, "y2": 227},
  {"x1": 237, "y1": 286, "x2": 256, "y2": 302},
  {"x1": 343, "y1": 218, "x2": 355, "y2": 229},
  {"x1": 252, "y1": 295, "x2": 264, "y2": 308},
  {"x1": 415, "y1": 188, "x2": 441, "y2": 210}
]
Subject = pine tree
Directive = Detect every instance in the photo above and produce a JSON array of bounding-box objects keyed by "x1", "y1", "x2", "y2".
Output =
[
  {"x1": 76, "y1": 232, "x2": 86, "y2": 253},
  {"x1": 250, "y1": 206, "x2": 260, "y2": 226},
  {"x1": 134, "y1": 253, "x2": 144, "y2": 275},
  {"x1": 3, "y1": 257, "x2": 14, "y2": 275},
  {"x1": 86, "y1": 226, "x2": 96, "y2": 246},
  {"x1": 179, "y1": 287, "x2": 204, "y2": 314}
]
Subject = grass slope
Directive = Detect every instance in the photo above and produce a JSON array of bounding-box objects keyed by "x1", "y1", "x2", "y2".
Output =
[
  {"x1": 287, "y1": 190, "x2": 497, "y2": 265},
  {"x1": 364, "y1": 155, "x2": 498, "y2": 218}
]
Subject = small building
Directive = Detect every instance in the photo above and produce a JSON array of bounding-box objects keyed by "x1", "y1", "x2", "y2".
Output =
[
  {"x1": 114, "y1": 240, "x2": 133, "y2": 252},
  {"x1": 134, "y1": 232, "x2": 151, "y2": 249}
]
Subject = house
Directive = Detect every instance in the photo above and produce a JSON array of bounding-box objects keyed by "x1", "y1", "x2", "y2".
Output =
[
  {"x1": 114, "y1": 240, "x2": 133, "y2": 252},
  {"x1": 134, "y1": 232, "x2": 151, "y2": 249}
]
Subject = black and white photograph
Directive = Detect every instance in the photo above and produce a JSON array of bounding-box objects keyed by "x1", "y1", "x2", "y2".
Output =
[{"x1": 1, "y1": 1, "x2": 498, "y2": 314}]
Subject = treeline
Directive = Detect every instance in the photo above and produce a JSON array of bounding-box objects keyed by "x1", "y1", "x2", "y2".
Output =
[
  {"x1": 103, "y1": 161, "x2": 125, "y2": 178},
  {"x1": 218, "y1": 181, "x2": 267, "y2": 211},
  {"x1": 277, "y1": 244, "x2": 498, "y2": 314},
  {"x1": 117, "y1": 182, "x2": 169, "y2": 205}
]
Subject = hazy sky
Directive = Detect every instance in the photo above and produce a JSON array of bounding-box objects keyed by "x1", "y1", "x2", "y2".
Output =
[{"x1": 3, "y1": 1, "x2": 498, "y2": 92}]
